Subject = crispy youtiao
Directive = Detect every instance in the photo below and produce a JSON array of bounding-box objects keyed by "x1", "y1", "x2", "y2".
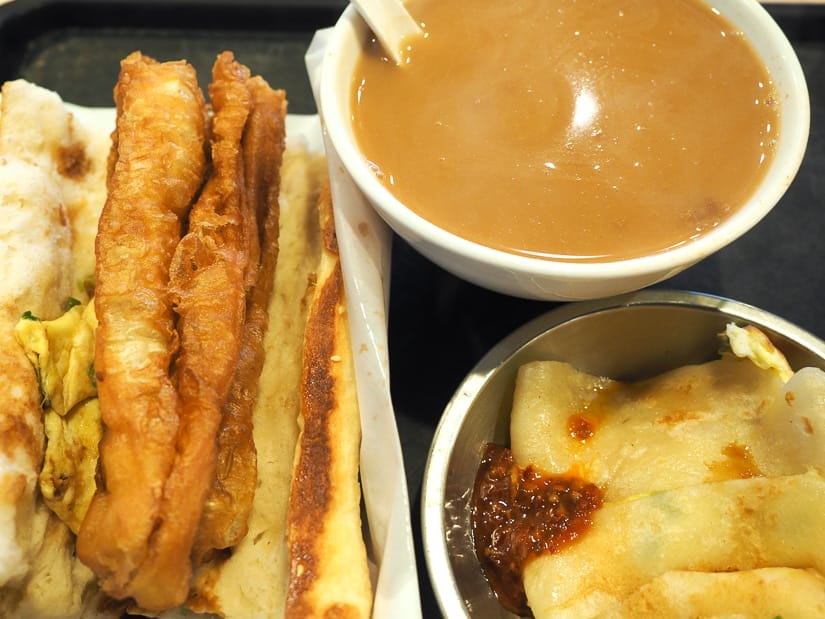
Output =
[
  {"x1": 122, "y1": 53, "x2": 258, "y2": 610},
  {"x1": 194, "y1": 72, "x2": 287, "y2": 557},
  {"x1": 286, "y1": 184, "x2": 373, "y2": 619},
  {"x1": 187, "y1": 147, "x2": 326, "y2": 618},
  {"x1": 76, "y1": 52, "x2": 208, "y2": 602}
]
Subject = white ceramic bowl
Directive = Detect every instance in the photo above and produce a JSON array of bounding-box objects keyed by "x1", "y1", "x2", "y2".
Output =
[
  {"x1": 319, "y1": 1, "x2": 810, "y2": 301},
  {"x1": 420, "y1": 289, "x2": 825, "y2": 617}
]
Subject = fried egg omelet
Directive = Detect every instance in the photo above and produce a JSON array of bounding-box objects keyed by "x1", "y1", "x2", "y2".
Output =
[
  {"x1": 725, "y1": 322, "x2": 794, "y2": 382},
  {"x1": 15, "y1": 301, "x2": 101, "y2": 535}
]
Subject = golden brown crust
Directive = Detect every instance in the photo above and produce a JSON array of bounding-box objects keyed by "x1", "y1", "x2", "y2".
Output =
[
  {"x1": 288, "y1": 259, "x2": 341, "y2": 595},
  {"x1": 286, "y1": 184, "x2": 372, "y2": 619},
  {"x1": 193, "y1": 70, "x2": 287, "y2": 558},
  {"x1": 76, "y1": 51, "x2": 208, "y2": 604},
  {"x1": 118, "y1": 51, "x2": 258, "y2": 611},
  {"x1": 3, "y1": 59, "x2": 372, "y2": 616}
]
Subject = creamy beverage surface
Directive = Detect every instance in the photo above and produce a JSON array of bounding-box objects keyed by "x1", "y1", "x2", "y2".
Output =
[{"x1": 351, "y1": 0, "x2": 779, "y2": 262}]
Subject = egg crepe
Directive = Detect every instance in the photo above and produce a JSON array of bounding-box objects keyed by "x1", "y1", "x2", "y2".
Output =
[
  {"x1": 607, "y1": 567, "x2": 825, "y2": 617},
  {"x1": 0, "y1": 80, "x2": 106, "y2": 616},
  {"x1": 509, "y1": 340, "x2": 825, "y2": 618},
  {"x1": 511, "y1": 356, "x2": 823, "y2": 501},
  {"x1": 523, "y1": 469, "x2": 825, "y2": 618}
]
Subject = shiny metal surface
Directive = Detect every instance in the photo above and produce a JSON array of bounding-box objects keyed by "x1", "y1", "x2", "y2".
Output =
[{"x1": 421, "y1": 289, "x2": 825, "y2": 618}]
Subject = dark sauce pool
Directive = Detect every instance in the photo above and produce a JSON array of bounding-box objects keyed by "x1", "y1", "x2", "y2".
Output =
[{"x1": 470, "y1": 443, "x2": 604, "y2": 616}]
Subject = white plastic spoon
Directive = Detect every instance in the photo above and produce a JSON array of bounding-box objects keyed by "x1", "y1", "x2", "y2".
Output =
[{"x1": 350, "y1": 0, "x2": 422, "y2": 65}]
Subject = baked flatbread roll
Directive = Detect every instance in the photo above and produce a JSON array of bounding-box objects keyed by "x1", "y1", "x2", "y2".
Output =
[
  {"x1": 187, "y1": 143, "x2": 327, "y2": 617},
  {"x1": 285, "y1": 183, "x2": 372, "y2": 618},
  {"x1": 0, "y1": 56, "x2": 373, "y2": 618}
]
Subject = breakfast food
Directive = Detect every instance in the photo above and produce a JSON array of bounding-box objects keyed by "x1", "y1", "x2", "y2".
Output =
[
  {"x1": 0, "y1": 159, "x2": 71, "y2": 587},
  {"x1": 192, "y1": 65, "x2": 287, "y2": 561},
  {"x1": 351, "y1": 0, "x2": 779, "y2": 261},
  {"x1": 0, "y1": 80, "x2": 100, "y2": 611},
  {"x1": 472, "y1": 324, "x2": 825, "y2": 617},
  {"x1": 0, "y1": 50, "x2": 372, "y2": 618},
  {"x1": 285, "y1": 183, "x2": 372, "y2": 616},
  {"x1": 77, "y1": 52, "x2": 210, "y2": 608}
]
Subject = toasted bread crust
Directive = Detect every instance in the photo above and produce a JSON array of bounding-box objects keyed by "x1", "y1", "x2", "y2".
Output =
[{"x1": 286, "y1": 184, "x2": 372, "y2": 619}]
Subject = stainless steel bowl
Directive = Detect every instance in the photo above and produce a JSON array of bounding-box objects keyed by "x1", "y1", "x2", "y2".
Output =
[{"x1": 421, "y1": 289, "x2": 825, "y2": 618}]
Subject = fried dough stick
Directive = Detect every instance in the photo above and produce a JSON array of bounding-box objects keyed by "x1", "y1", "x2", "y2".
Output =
[
  {"x1": 76, "y1": 52, "x2": 207, "y2": 599},
  {"x1": 194, "y1": 74, "x2": 287, "y2": 557},
  {"x1": 122, "y1": 52, "x2": 259, "y2": 610}
]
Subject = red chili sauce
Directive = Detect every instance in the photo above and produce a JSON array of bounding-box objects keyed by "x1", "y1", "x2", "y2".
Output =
[{"x1": 470, "y1": 443, "x2": 604, "y2": 616}]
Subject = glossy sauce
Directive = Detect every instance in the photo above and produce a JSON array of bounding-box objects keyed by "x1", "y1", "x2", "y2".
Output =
[
  {"x1": 707, "y1": 442, "x2": 765, "y2": 480},
  {"x1": 351, "y1": 0, "x2": 779, "y2": 261},
  {"x1": 470, "y1": 443, "x2": 604, "y2": 615},
  {"x1": 567, "y1": 412, "x2": 596, "y2": 441}
]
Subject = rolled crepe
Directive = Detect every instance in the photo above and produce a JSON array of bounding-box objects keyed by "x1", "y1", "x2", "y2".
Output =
[
  {"x1": 522, "y1": 470, "x2": 825, "y2": 618},
  {"x1": 511, "y1": 357, "x2": 825, "y2": 501},
  {"x1": 510, "y1": 354, "x2": 825, "y2": 618}
]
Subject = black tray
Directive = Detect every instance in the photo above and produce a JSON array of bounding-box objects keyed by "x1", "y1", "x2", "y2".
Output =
[
  {"x1": 1, "y1": 2, "x2": 823, "y2": 616},
  {"x1": 0, "y1": 0, "x2": 348, "y2": 112}
]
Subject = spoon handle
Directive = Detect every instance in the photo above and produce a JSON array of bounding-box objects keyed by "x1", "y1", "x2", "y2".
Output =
[{"x1": 350, "y1": 0, "x2": 421, "y2": 64}]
